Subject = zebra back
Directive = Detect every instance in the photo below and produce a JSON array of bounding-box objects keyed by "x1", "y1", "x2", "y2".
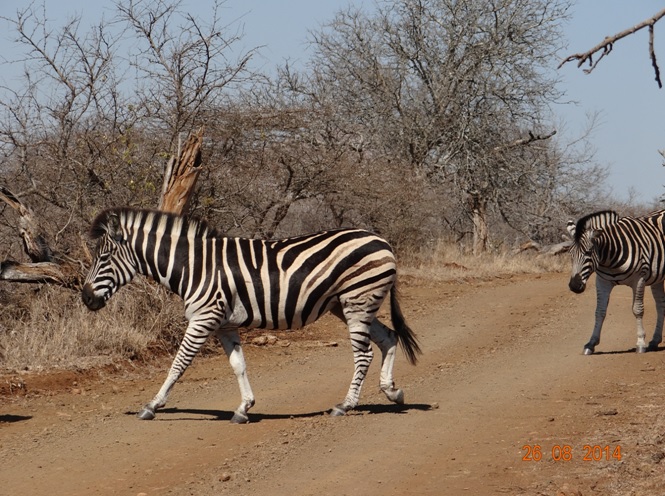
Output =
[{"x1": 641, "y1": 209, "x2": 665, "y2": 231}]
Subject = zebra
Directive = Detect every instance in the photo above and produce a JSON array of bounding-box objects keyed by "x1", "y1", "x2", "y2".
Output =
[
  {"x1": 567, "y1": 209, "x2": 665, "y2": 355},
  {"x1": 82, "y1": 207, "x2": 421, "y2": 423}
]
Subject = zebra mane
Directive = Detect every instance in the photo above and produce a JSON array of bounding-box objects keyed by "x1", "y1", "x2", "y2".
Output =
[
  {"x1": 573, "y1": 210, "x2": 619, "y2": 242},
  {"x1": 90, "y1": 207, "x2": 217, "y2": 240}
]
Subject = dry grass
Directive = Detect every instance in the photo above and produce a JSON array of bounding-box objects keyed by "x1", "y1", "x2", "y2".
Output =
[
  {"x1": 400, "y1": 240, "x2": 569, "y2": 281},
  {"x1": 0, "y1": 280, "x2": 185, "y2": 372},
  {"x1": 0, "y1": 242, "x2": 570, "y2": 373}
]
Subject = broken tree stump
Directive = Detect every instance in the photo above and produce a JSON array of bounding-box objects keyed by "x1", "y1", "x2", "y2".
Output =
[{"x1": 159, "y1": 127, "x2": 205, "y2": 215}]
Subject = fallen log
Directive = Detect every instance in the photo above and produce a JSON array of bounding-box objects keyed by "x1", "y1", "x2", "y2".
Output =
[
  {"x1": 513, "y1": 239, "x2": 572, "y2": 256},
  {"x1": 0, "y1": 260, "x2": 80, "y2": 288}
]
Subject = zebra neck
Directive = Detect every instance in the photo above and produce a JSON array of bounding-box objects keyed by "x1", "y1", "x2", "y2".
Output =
[{"x1": 131, "y1": 231, "x2": 217, "y2": 299}]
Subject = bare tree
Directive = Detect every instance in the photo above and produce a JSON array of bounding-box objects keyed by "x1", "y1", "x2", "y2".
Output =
[
  {"x1": 0, "y1": 3, "x2": 131, "y2": 261},
  {"x1": 115, "y1": 0, "x2": 257, "y2": 148},
  {"x1": 297, "y1": 0, "x2": 575, "y2": 253}
]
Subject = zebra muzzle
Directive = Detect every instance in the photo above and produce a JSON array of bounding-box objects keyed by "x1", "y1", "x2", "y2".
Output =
[
  {"x1": 568, "y1": 275, "x2": 586, "y2": 294},
  {"x1": 82, "y1": 283, "x2": 107, "y2": 310}
]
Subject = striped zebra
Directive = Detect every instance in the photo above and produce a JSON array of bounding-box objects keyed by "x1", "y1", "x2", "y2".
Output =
[
  {"x1": 567, "y1": 209, "x2": 665, "y2": 355},
  {"x1": 82, "y1": 207, "x2": 421, "y2": 423}
]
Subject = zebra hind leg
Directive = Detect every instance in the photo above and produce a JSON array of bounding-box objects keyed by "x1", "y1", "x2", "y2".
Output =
[
  {"x1": 631, "y1": 280, "x2": 648, "y2": 353},
  {"x1": 648, "y1": 282, "x2": 665, "y2": 350},
  {"x1": 331, "y1": 321, "x2": 373, "y2": 417},
  {"x1": 369, "y1": 318, "x2": 404, "y2": 405},
  {"x1": 217, "y1": 329, "x2": 255, "y2": 424}
]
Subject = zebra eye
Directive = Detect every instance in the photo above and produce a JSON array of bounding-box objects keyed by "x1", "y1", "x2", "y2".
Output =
[{"x1": 95, "y1": 238, "x2": 119, "y2": 259}]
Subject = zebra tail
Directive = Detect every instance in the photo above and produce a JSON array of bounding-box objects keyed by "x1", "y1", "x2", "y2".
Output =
[{"x1": 390, "y1": 285, "x2": 422, "y2": 365}]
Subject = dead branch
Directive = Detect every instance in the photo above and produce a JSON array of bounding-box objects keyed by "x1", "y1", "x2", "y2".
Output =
[
  {"x1": 493, "y1": 130, "x2": 557, "y2": 154},
  {"x1": 0, "y1": 260, "x2": 80, "y2": 289},
  {"x1": 159, "y1": 127, "x2": 205, "y2": 215},
  {"x1": 513, "y1": 239, "x2": 571, "y2": 256},
  {"x1": 0, "y1": 186, "x2": 53, "y2": 262},
  {"x1": 559, "y1": 8, "x2": 665, "y2": 88},
  {"x1": 0, "y1": 186, "x2": 84, "y2": 288}
]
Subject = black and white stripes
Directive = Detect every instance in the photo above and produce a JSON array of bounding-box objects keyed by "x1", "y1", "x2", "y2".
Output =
[
  {"x1": 82, "y1": 207, "x2": 420, "y2": 422},
  {"x1": 567, "y1": 209, "x2": 665, "y2": 354}
]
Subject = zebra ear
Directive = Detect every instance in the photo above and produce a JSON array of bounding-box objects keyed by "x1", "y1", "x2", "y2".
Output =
[
  {"x1": 106, "y1": 212, "x2": 123, "y2": 242},
  {"x1": 566, "y1": 220, "x2": 575, "y2": 238}
]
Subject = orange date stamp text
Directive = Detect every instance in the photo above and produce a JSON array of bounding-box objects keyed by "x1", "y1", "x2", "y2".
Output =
[{"x1": 522, "y1": 444, "x2": 622, "y2": 462}]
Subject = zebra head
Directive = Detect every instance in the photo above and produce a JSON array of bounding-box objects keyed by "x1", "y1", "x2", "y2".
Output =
[
  {"x1": 82, "y1": 210, "x2": 137, "y2": 311},
  {"x1": 567, "y1": 210, "x2": 619, "y2": 294}
]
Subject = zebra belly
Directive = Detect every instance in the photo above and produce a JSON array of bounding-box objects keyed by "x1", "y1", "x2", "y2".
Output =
[
  {"x1": 226, "y1": 294, "x2": 338, "y2": 330},
  {"x1": 598, "y1": 269, "x2": 664, "y2": 287}
]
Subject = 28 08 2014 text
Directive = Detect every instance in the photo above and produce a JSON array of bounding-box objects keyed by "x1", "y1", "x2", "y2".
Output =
[{"x1": 521, "y1": 444, "x2": 622, "y2": 462}]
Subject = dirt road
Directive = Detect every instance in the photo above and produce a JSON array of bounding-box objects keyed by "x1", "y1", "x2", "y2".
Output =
[{"x1": 2, "y1": 272, "x2": 665, "y2": 496}]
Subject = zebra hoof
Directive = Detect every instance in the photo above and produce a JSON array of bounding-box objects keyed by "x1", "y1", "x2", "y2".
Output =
[
  {"x1": 330, "y1": 405, "x2": 347, "y2": 417},
  {"x1": 230, "y1": 412, "x2": 249, "y2": 424},
  {"x1": 583, "y1": 347, "x2": 594, "y2": 356},
  {"x1": 385, "y1": 388, "x2": 404, "y2": 405},
  {"x1": 636, "y1": 345, "x2": 648, "y2": 354},
  {"x1": 137, "y1": 407, "x2": 156, "y2": 420}
]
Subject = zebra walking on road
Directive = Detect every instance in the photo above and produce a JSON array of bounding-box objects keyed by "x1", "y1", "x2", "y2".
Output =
[
  {"x1": 567, "y1": 209, "x2": 665, "y2": 355},
  {"x1": 82, "y1": 207, "x2": 421, "y2": 423}
]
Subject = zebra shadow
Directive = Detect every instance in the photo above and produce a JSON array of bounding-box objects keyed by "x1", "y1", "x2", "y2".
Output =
[
  {"x1": 354, "y1": 402, "x2": 432, "y2": 415},
  {"x1": 124, "y1": 402, "x2": 433, "y2": 423},
  {"x1": 0, "y1": 414, "x2": 32, "y2": 424},
  {"x1": 592, "y1": 345, "x2": 665, "y2": 356}
]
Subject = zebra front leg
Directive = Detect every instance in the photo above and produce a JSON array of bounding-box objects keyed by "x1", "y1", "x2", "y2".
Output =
[
  {"x1": 217, "y1": 329, "x2": 255, "y2": 424},
  {"x1": 584, "y1": 279, "x2": 613, "y2": 355},
  {"x1": 138, "y1": 321, "x2": 212, "y2": 420},
  {"x1": 369, "y1": 319, "x2": 404, "y2": 405},
  {"x1": 648, "y1": 282, "x2": 665, "y2": 350},
  {"x1": 331, "y1": 324, "x2": 373, "y2": 417},
  {"x1": 632, "y1": 279, "x2": 648, "y2": 353}
]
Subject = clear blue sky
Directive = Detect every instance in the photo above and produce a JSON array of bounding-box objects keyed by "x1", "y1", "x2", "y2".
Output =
[{"x1": 1, "y1": 0, "x2": 664, "y2": 203}]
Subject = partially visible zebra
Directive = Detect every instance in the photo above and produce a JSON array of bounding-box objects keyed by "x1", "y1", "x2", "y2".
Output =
[
  {"x1": 82, "y1": 207, "x2": 421, "y2": 423},
  {"x1": 567, "y1": 209, "x2": 665, "y2": 354}
]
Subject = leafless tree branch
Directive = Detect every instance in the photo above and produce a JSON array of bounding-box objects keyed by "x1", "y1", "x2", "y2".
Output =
[
  {"x1": 559, "y1": 7, "x2": 665, "y2": 88},
  {"x1": 492, "y1": 130, "x2": 557, "y2": 154}
]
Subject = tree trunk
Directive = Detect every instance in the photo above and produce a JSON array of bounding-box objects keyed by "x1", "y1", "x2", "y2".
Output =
[
  {"x1": 159, "y1": 127, "x2": 205, "y2": 215},
  {"x1": 471, "y1": 195, "x2": 489, "y2": 256}
]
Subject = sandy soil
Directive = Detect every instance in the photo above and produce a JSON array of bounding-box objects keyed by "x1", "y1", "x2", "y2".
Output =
[{"x1": 2, "y1": 272, "x2": 665, "y2": 496}]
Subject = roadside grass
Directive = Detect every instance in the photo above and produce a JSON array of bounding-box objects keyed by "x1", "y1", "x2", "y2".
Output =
[
  {"x1": 400, "y1": 240, "x2": 569, "y2": 280},
  {"x1": 0, "y1": 245, "x2": 569, "y2": 373},
  {"x1": 0, "y1": 279, "x2": 185, "y2": 372}
]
